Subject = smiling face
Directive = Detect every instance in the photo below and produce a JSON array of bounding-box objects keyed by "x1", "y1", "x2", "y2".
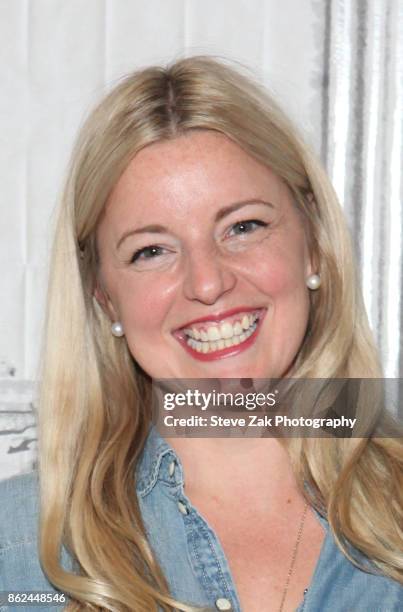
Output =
[{"x1": 95, "y1": 130, "x2": 313, "y2": 379}]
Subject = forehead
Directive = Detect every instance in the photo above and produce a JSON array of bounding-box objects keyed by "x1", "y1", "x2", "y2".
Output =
[{"x1": 103, "y1": 130, "x2": 289, "y2": 223}]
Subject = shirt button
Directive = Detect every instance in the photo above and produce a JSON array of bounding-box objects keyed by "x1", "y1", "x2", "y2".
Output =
[
  {"x1": 168, "y1": 460, "x2": 176, "y2": 477},
  {"x1": 177, "y1": 500, "x2": 188, "y2": 515},
  {"x1": 215, "y1": 598, "x2": 232, "y2": 610}
]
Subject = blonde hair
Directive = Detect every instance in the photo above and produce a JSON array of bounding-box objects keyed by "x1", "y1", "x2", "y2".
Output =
[{"x1": 38, "y1": 56, "x2": 403, "y2": 611}]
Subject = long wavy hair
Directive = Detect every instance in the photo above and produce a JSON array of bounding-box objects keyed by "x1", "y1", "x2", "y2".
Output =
[{"x1": 38, "y1": 56, "x2": 403, "y2": 611}]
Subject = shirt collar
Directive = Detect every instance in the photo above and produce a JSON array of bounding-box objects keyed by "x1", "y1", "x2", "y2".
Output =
[
  {"x1": 135, "y1": 429, "x2": 379, "y2": 578},
  {"x1": 135, "y1": 424, "x2": 184, "y2": 497},
  {"x1": 135, "y1": 427, "x2": 329, "y2": 537}
]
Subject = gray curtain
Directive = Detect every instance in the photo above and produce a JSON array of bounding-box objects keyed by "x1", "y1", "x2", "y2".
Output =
[{"x1": 322, "y1": 0, "x2": 402, "y2": 378}]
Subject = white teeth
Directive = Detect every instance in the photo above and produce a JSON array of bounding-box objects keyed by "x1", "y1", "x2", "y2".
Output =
[
  {"x1": 233, "y1": 321, "x2": 242, "y2": 336},
  {"x1": 207, "y1": 326, "x2": 221, "y2": 341},
  {"x1": 183, "y1": 313, "x2": 260, "y2": 347},
  {"x1": 220, "y1": 322, "x2": 234, "y2": 339},
  {"x1": 241, "y1": 315, "x2": 250, "y2": 330},
  {"x1": 186, "y1": 321, "x2": 258, "y2": 354}
]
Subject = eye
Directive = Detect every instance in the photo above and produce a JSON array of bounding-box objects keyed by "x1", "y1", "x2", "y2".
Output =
[
  {"x1": 228, "y1": 219, "x2": 268, "y2": 236},
  {"x1": 130, "y1": 245, "x2": 165, "y2": 263}
]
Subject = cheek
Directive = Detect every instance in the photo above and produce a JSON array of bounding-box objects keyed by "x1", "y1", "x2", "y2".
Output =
[
  {"x1": 242, "y1": 240, "x2": 308, "y2": 296},
  {"x1": 241, "y1": 242, "x2": 311, "y2": 340},
  {"x1": 114, "y1": 275, "x2": 175, "y2": 338},
  {"x1": 114, "y1": 277, "x2": 175, "y2": 376}
]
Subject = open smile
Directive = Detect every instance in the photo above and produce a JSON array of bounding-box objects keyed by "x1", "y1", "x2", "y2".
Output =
[{"x1": 173, "y1": 307, "x2": 267, "y2": 361}]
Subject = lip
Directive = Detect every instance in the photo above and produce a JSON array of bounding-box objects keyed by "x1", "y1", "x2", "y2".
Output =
[
  {"x1": 178, "y1": 306, "x2": 264, "y2": 329},
  {"x1": 173, "y1": 307, "x2": 267, "y2": 362}
]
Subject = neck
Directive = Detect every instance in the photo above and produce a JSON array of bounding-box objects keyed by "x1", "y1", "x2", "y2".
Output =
[{"x1": 166, "y1": 436, "x2": 301, "y2": 510}]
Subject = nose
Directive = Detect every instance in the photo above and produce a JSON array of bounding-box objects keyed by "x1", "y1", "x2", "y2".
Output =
[{"x1": 182, "y1": 248, "x2": 237, "y2": 305}]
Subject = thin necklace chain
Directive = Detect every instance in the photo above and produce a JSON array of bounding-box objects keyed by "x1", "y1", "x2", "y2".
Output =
[{"x1": 278, "y1": 501, "x2": 309, "y2": 612}]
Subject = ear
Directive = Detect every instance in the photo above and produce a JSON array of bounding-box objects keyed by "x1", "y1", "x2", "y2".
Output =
[
  {"x1": 304, "y1": 193, "x2": 320, "y2": 277},
  {"x1": 303, "y1": 238, "x2": 318, "y2": 279},
  {"x1": 305, "y1": 255, "x2": 321, "y2": 282},
  {"x1": 93, "y1": 280, "x2": 118, "y2": 322},
  {"x1": 305, "y1": 255, "x2": 315, "y2": 279}
]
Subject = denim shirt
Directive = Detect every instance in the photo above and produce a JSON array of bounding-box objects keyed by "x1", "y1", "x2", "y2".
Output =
[{"x1": 0, "y1": 425, "x2": 402, "y2": 611}]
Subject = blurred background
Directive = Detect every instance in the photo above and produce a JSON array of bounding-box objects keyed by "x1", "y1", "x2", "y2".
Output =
[{"x1": 0, "y1": 0, "x2": 402, "y2": 479}]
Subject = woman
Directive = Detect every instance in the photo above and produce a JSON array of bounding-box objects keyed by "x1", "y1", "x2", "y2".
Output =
[{"x1": 0, "y1": 56, "x2": 402, "y2": 612}]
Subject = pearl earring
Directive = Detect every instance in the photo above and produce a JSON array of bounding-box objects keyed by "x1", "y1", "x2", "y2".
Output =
[
  {"x1": 306, "y1": 274, "x2": 321, "y2": 290},
  {"x1": 111, "y1": 321, "x2": 124, "y2": 337}
]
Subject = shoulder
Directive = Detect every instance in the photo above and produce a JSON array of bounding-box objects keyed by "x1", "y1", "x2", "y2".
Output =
[
  {"x1": 0, "y1": 471, "x2": 40, "y2": 550},
  {"x1": 310, "y1": 514, "x2": 403, "y2": 611},
  {"x1": 0, "y1": 471, "x2": 70, "y2": 599}
]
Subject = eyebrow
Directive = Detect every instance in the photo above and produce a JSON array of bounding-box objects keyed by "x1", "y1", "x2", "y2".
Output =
[{"x1": 115, "y1": 199, "x2": 275, "y2": 250}]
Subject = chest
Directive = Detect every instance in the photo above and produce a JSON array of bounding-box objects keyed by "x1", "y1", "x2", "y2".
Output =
[
  {"x1": 220, "y1": 536, "x2": 318, "y2": 612},
  {"x1": 193, "y1": 502, "x2": 325, "y2": 612}
]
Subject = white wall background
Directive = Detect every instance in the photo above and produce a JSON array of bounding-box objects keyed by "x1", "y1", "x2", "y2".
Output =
[{"x1": 0, "y1": 0, "x2": 401, "y2": 480}]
